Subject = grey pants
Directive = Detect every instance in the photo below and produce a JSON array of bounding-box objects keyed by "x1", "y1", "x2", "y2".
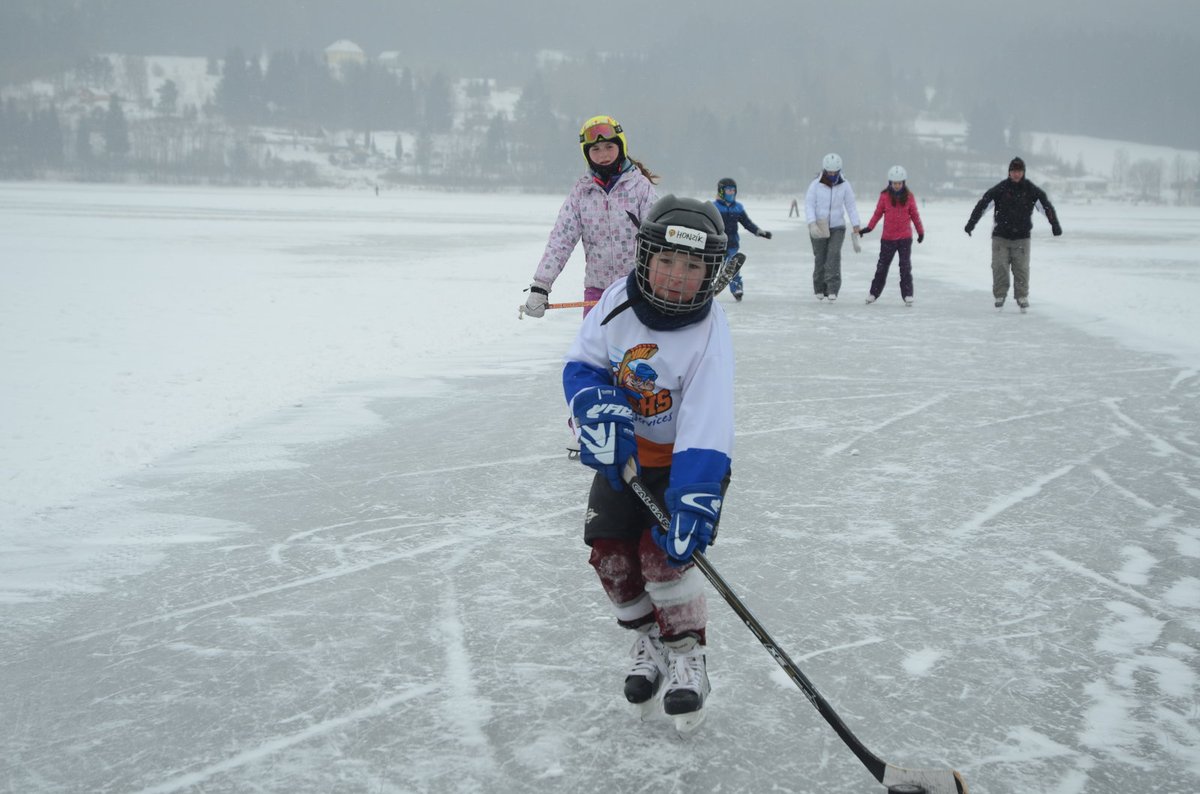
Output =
[
  {"x1": 991, "y1": 237, "x2": 1031, "y2": 300},
  {"x1": 811, "y1": 226, "x2": 846, "y2": 296}
]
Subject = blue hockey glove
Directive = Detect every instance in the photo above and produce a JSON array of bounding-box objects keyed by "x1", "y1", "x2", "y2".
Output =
[
  {"x1": 572, "y1": 387, "x2": 638, "y2": 491},
  {"x1": 655, "y1": 482, "x2": 722, "y2": 567}
]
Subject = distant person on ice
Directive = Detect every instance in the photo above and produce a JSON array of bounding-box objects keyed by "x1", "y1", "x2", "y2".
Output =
[
  {"x1": 563, "y1": 195, "x2": 735, "y2": 732},
  {"x1": 713, "y1": 177, "x2": 771, "y2": 301},
  {"x1": 964, "y1": 156, "x2": 1062, "y2": 311},
  {"x1": 860, "y1": 165, "x2": 924, "y2": 306},
  {"x1": 804, "y1": 153, "x2": 862, "y2": 302},
  {"x1": 522, "y1": 115, "x2": 660, "y2": 319}
]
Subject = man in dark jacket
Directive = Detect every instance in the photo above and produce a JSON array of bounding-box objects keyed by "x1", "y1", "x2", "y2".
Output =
[{"x1": 965, "y1": 157, "x2": 1062, "y2": 310}]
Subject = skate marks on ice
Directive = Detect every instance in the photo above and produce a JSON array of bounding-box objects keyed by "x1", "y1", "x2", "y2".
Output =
[
  {"x1": 4, "y1": 285, "x2": 1200, "y2": 790},
  {"x1": 717, "y1": 275, "x2": 1200, "y2": 791},
  {"x1": 810, "y1": 394, "x2": 950, "y2": 459},
  {"x1": 128, "y1": 684, "x2": 437, "y2": 794}
]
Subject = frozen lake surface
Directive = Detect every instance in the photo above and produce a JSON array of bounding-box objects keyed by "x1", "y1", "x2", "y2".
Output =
[{"x1": 1, "y1": 183, "x2": 1199, "y2": 793}]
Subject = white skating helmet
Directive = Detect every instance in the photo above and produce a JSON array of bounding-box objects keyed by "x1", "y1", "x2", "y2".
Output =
[
  {"x1": 888, "y1": 165, "x2": 907, "y2": 182},
  {"x1": 822, "y1": 153, "x2": 843, "y2": 172}
]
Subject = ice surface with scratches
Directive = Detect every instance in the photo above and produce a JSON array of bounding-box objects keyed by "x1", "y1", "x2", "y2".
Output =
[{"x1": 2, "y1": 183, "x2": 1200, "y2": 793}]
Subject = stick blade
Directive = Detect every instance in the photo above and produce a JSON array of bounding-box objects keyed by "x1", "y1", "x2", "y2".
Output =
[{"x1": 882, "y1": 765, "x2": 968, "y2": 794}]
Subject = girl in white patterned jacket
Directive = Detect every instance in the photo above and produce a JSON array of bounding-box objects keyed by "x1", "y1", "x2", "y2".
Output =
[{"x1": 522, "y1": 115, "x2": 660, "y2": 319}]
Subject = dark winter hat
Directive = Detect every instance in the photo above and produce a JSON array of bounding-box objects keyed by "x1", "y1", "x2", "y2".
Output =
[{"x1": 1008, "y1": 157, "x2": 1026, "y2": 172}]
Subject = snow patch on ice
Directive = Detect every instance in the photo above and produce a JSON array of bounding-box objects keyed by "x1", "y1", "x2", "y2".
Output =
[
  {"x1": 900, "y1": 647, "x2": 944, "y2": 676},
  {"x1": 1095, "y1": 600, "x2": 1163, "y2": 656},
  {"x1": 1115, "y1": 545, "x2": 1157, "y2": 586},
  {"x1": 1078, "y1": 679, "x2": 1150, "y2": 767},
  {"x1": 1164, "y1": 576, "x2": 1200, "y2": 609}
]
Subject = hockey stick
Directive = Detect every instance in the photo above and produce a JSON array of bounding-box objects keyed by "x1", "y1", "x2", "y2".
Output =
[
  {"x1": 621, "y1": 460, "x2": 968, "y2": 794},
  {"x1": 518, "y1": 300, "x2": 598, "y2": 319}
]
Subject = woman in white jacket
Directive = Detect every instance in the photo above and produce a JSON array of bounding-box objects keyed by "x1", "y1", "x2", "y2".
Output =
[{"x1": 804, "y1": 153, "x2": 862, "y2": 301}]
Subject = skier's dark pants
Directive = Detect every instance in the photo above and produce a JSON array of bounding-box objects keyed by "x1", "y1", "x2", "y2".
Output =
[{"x1": 869, "y1": 238, "x2": 913, "y2": 299}]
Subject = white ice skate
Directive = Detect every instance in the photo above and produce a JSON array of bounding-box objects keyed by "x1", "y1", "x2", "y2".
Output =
[
  {"x1": 904, "y1": 296, "x2": 914, "y2": 307},
  {"x1": 662, "y1": 635, "x2": 710, "y2": 733},
  {"x1": 864, "y1": 294, "x2": 877, "y2": 304},
  {"x1": 623, "y1": 624, "x2": 667, "y2": 719}
]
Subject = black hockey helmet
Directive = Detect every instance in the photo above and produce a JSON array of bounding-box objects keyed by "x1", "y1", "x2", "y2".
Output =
[
  {"x1": 717, "y1": 177, "x2": 737, "y2": 198},
  {"x1": 635, "y1": 195, "x2": 728, "y2": 315}
]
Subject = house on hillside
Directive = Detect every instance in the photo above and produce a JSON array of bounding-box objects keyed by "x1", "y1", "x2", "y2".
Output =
[
  {"x1": 378, "y1": 51, "x2": 403, "y2": 72},
  {"x1": 78, "y1": 88, "x2": 112, "y2": 107},
  {"x1": 324, "y1": 40, "x2": 366, "y2": 75}
]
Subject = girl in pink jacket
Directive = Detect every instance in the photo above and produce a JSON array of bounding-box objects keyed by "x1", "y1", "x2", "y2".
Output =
[
  {"x1": 522, "y1": 115, "x2": 660, "y2": 319},
  {"x1": 861, "y1": 166, "x2": 925, "y2": 306}
]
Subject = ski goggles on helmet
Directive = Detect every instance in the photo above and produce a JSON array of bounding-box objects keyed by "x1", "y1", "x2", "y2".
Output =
[{"x1": 580, "y1": 121, "x2": 622, "y2": 145}]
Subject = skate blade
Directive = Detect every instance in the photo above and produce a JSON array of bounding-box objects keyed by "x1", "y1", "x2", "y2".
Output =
[
  {"x1": 672, "y1": 708, "x2": 706, "y2": 734},
  {"x1": 566, "y1": 448, "x2": 580, "y2": 460},
  {"x1": 633, "y1": 697, "x2": 659, "y2": 721}
]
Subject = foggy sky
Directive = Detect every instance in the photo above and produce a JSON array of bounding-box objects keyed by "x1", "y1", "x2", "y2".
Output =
[{"x1": 2, "y1": 0, "x2": 1198, "y2": 149}]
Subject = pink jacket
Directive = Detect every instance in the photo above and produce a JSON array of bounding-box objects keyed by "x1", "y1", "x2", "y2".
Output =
[
  {"x1": 866, "y1": 191, "x2": 925, "y2": 241},
  {"x1": 534, "y1": 168, "x2": 659, "y2": 292}
]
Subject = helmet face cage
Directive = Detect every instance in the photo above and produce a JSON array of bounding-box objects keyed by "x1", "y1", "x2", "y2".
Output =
[
  {"x1": 635, "y1": 236, "x2": 728, "y2": 315},
  {"x1": 634, "y1": 195, "x2": 728, "y2": 315}
]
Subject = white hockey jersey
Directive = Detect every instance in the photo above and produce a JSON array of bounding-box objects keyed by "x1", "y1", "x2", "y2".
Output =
[{"x1": 563, "y1": 277, "x2": 734, "y2": 487}]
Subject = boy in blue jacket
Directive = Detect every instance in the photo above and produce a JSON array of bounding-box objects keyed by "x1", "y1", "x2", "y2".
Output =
[{"x1": 713, "y1": 178, "x2": 771, "y2": 301}]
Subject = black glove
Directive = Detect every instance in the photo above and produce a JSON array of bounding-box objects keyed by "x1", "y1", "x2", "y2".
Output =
[
  {"x1": 859, "y1": 227, "x2": 872, "y2": 236},
  {"x1": 758, "y1": 230, "x2": 772, "y2": 239},
  {"x1": 917, "y1": 233, "x2": 924, "y2": 243},
  {"x1": 964, "y1": 224, "x2": 973, "y2": 237},
  {"x1": 1051, "y1": 224, "x2": 1062, "y2": 237}
]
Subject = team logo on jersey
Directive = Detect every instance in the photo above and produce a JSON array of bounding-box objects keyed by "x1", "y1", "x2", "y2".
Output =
[{"x1": 614, "y1": 343, "x2": 673, "y2": 418}]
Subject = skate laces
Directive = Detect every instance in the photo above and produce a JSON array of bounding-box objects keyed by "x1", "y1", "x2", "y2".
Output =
[
  {"x1": 628, "y1": 627, "x2": 666, "y2": 679},
  {"x1": 667, "y1": 645, "x2": 706, "y2": 692}
]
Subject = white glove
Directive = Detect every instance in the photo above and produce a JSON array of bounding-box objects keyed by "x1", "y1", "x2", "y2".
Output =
[
  {"x1": 808, "y1": 221, "x2": 830, "y2": 239},
  {"x1": 523, "y1": 281, "x2": 550, "y2": 318}
]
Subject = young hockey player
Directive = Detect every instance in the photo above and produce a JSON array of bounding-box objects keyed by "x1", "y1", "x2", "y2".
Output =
[
  {"x1": 860, "y1": 165, "x2": 925, "y2": 306},
  {"x1": 713, "y1": 177, "x2": 771, "y2": 301},
  {"x1": 522, "y1": 115, "x2": 660, "y2": 318},
  {"x1": 964, "y1": 156, "x2": 1062, "y2": 311},
  {"x1": 563, "y1": 195, "x2": 735, "y2": 732}
]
